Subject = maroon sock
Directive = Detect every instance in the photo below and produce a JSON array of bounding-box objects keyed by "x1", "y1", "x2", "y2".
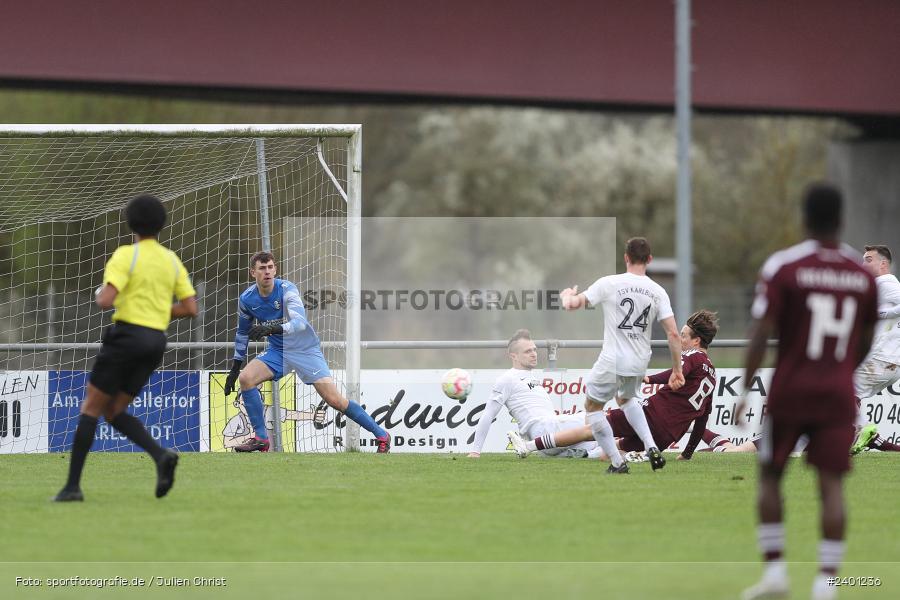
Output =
[
  {"x1": 534, "y1": 434, "x2": 556, "y2": 451},
  {"x1": 702, "y1": 429, "x2": 731, "y2": 450},
  {"x1": 869, "y1": 435, "x2": 900, "y2": 452}
]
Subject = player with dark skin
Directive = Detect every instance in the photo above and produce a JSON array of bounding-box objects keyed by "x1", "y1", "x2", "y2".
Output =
[
  {"x1": 739, "y1": 184, "x2": 877, "y2": 600},
  {"x1": 55, "y1": 195, "x2": 198, "y2": 502}
]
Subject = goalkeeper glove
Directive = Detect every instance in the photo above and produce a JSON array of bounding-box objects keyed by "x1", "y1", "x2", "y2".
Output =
[
  {"x1": 223, "y1": 360, "x2": 242, "y2": 396},
  {"x1": 248, "y1": 323, "x2": 283, "y2": 341}
]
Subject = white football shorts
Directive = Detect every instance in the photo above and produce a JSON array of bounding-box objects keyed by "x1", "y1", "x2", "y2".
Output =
[
  {"x1": 854, "y1": 357, "x2": 900, "y2": 399},
  {"x1": 527, "y1": 413, "x2": 597, "y2": 458}
]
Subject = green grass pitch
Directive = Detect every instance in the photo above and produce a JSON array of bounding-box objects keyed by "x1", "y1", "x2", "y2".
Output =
[{"x1": 2, "y1": 453, "x2": 898, "y2": 599}]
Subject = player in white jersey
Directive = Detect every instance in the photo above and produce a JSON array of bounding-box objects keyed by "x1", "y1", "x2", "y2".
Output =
[
  {"x1": 851, "y1": 244, "x2": 900, "y2": 454},
  {"x1": 560, "y1": 237, "x2": 684, "y2": 473},
  {"x1": 468, "y1": 329, "x2": 600, "y2": 458}
]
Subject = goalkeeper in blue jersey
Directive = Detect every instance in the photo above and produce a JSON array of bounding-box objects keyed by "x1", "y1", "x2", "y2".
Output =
[{"x1": 223, "y1": 251, "x2": 390, "y2": 452}]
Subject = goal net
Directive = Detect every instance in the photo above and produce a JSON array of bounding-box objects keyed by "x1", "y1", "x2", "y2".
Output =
[{"x1": 0, "y1": 125, "x2": 362, "y2": 454}]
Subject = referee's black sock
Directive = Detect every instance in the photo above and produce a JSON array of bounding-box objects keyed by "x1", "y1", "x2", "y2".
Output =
[
  {"x1": 110, "y1": 413, "x2": 165, "y2": 462},
  {"x1": 64, "y1": 414, "x2": 98, "y2": 491}
]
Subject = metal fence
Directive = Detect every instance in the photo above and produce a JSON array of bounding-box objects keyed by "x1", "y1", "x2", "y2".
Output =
[{"x1": 1, "y1": 338, "x2": 769, "y2": 370}]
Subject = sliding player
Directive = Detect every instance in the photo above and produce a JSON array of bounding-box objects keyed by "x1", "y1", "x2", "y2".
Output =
[
  {"x1": 468, "y1": 329, "x2": 600, "y2": 459},
  {"x1": 559, "y1": 237, "x2": 684, "y2": 473},
  {"x1": 54, "y1": 195, "x2": 197, "y2": 502},
  {"x1": 739, "y1": 184, "x2": 877, "y2": 600},
  {"x1": 510, "y1": 310, "x2": 718, "y2": 463},
  {"x1": 223, "y1": 251, "x2": 390, "y2": 452},
  {"x1": 851, "y1": 244, "x2": 900, "y2": 454}
]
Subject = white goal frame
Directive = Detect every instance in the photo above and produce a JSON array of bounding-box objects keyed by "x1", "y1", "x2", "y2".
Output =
[{"x1": 0, "y1": 124, "x2": 363, "y2": 452}]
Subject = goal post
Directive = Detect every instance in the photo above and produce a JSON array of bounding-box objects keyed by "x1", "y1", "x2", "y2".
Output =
[{"x1": 0, "y1": 124, "x2": 362, "y2": 454}]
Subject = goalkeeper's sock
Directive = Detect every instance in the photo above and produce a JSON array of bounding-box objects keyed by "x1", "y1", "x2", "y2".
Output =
[
  {"x1": 241, "y1": 387, "x2": 269, "y2": 440},
  {"x1": 344, "y1": 401, "x2": 387, "y2": 439},
  {"x1": 64, "y1": 414, "x2": 98, "y2": 491},
  {"x1": 110, "y1": 412, "x2": 164, "y2": 461}
]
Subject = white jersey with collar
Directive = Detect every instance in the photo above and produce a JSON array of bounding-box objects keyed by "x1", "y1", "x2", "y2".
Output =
[
  {"x1": 583, "y1": 272, "x2": 674, "y2": 375},
  {"x1": 871, "y1": 273, "x2": 900, "y2": 363},
  {"x1": 490, "y1": 368, "x2": 557, "y2": 436}
]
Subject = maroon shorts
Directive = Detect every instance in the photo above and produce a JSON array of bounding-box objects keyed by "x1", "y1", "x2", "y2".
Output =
[
  {"x1": 607, "y1": 408, "x2": 675, "y2": 452},
  {"x1": 758, "y1": 418, "x2": 854, "y2": 474}
]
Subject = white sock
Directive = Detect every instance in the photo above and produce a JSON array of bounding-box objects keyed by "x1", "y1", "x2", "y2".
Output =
[
  {"x1": 763, "y1": 559, "x2": 787, "y2": 582},
  {"x1": 621, "y1": 397, "x2": 657, "y2": 450},
  {"x1": 758, "y1": 522, "x2": 785, "y2": 563},
  {"x1": 524, "y1": 440, "x2": 538, "y2": 452},
  {"x1": 586, "y1": 411, "x2": 623, "y2": 467},
  {"x1": 819, "y1": 538, "x2": 845, "y2": 576},
  {"x1": 854, "y1": 407, "x2": 867, "y2": 430}
]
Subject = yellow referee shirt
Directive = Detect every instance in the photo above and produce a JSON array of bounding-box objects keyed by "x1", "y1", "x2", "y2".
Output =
[{"x1": 103, "y1": 239, "x2": 196, "y2": 331}]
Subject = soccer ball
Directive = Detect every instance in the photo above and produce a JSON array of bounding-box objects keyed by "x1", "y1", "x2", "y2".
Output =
[{"x1": 441, "y1": 368, "x2": 472, "y2": 401}]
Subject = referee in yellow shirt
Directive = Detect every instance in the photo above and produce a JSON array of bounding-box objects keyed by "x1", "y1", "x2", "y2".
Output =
[{"x1": 54, "y1": 195, "x2": 198, "y2": 502}]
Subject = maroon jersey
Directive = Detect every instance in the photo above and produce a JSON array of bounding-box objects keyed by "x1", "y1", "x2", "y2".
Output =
[
  {"x1": 752, "y1": 240, "x2": 878, "y2": 424},
  {"x1": 644, "y1": 349, "x2": 716, "y2": 453}
]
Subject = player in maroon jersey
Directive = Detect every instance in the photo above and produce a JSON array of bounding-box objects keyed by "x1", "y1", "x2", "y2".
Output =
[
  {"x1": 739, "y1": 184, "x2": 878, "y2": 600},
  {"x1": 508, "y1": 309, "x2": 719, "y2": 461}
]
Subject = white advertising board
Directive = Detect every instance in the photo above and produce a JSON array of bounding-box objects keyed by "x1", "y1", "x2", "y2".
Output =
[
  {"x1": 351, "y1": 368, "x2": 900, "y2": 454},
  {"x1": 0, "y1": 371, "x2": 48, "y2": 453}
]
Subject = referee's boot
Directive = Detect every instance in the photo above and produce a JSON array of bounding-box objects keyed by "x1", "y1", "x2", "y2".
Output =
[
  {"x1": 52, "y1": 488, "x2": 84, "y2": 502},
  {"x1": 155, "y1": 449, "x2": 179, "y2": 498},
  {"x1": 234, "y1": 437, "x2": 270, "y2": 453}
]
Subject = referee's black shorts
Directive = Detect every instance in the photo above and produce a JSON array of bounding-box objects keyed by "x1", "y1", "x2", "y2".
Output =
[{"x1": 89, "y1": 322, "x2": 167, "y2": 396}]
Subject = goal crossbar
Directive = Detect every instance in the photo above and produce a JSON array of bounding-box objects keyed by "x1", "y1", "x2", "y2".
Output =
[{"x1": 0, "y1": 124, "x2": 361, "y2": 138}]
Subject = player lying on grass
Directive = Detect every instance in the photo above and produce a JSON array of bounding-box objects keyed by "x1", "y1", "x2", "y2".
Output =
[
  {"x1": 851, "y1": 427, "x2": 900, "y2": 453},
  {"x1": 508, "y1": 310, "x2": 718, "y2": 467},
  {"x1": 700, "y1": 426, "x2": 900, "y2": 455},
  {"x1": 700, "y1": 429, "x2": 762, "y2": 452},
  {"x1": 55, "y1": 195, "x2": 198, "y2": 502},
  {"x1": 559, "y1": 237, "x2": 684, "y2": 473},
  {"x1": 468, "y1": 329, "x2": 601, "y2": 459},
  {"x1": 223, "y1": 251, "x2": 390, "y2": 452},
  {"x1": 851, "y1": 244, "x2": 900, "y2": 454}
]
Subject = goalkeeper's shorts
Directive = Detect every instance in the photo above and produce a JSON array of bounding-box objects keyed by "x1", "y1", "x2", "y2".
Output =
[{"x1": 256, "y1": 349, "x2": 332, "y2": 384}]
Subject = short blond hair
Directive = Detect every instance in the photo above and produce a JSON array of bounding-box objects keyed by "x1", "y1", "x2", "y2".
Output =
[{"x1": 507, "y1": 329, "x2": 532, "y2": 352}]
